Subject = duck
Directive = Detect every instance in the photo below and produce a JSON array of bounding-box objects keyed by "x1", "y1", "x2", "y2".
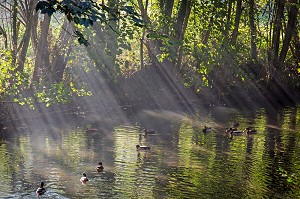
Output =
[
  {"x1": 228, "y1": 128, "x2": 244, "y2": 136},
  {"x1": 136, "y1": 144, "x2": 151, "y2": 150},
  {"x1": 225, "y1": 127, "x2": 238, "y2": 133},
  {"x1": 143, "y1": 128, "x2": 156, "y2": 135},
  {"x1": 96, "y1": 162, "x2": 104, "y2": 172},
  {"x1": 245, "y1": 127, "x2": 257, "y2": 135},
  {"x1": 86, "y1": 127, "x2": 97, "y2": 133},
  {"x1": 80, "y1": 173, "x2": 89, "y2": 183},
  {"x1": 202, "y1": 126, "x2": 212, "y2": 133},
  {"x1": 36, "y1": 182, "x2": 46, "y2": 196},
  {"x1": 231, "y1": 130, "x2": 244, "y2": 136}
]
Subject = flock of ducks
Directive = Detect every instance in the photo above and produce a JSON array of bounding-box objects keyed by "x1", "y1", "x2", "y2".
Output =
[
  {"x1": 138, "y1": 123, "x2": 257, "y2": 151},
  {"x1": 36, "y1": 162, "x2": 105, "y2": 196},
  {"x1": 204, "y1": 121, "x2": 258, "y2": 139},
  {"x1": 35, "y1": 127, "x2": 153, "y2": 197},
  {"x1": 36, "y1": 123, "x2": 254, "y2": 196}
]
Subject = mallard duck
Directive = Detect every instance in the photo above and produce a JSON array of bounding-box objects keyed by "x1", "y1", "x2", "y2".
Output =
[
  {"x1": 230, "y1": 130, "x2": 244, "y2": 136},
  {"x1": 136, "y1": 144, "x2": 151, "y2": 150},
  {"x1": 227, "y1": 128, "x2": 243, "y2": 135},
  {"x1": 80, "y1": 173, "x2": 89, "y2": 183},
  {"x1": 245, "y1": 127, "x2": 257, "y2": 134},
  {"x1": 225, "y1": 127, "x2": 237, "y2": 133},
  {"x1": 143, "y1": 129, "x2": 156, "y2": 135},
  {"x1": 202, "y1": 126, "x2": 212, "y2": 133},
  {"x1": 86, "y1": 127, "x2": 97, "y2": 133},
  {"x1": 36, "y1": 182, "x2": 46, "y2": 196},
  {"x1": 96, "y1": 162, "x2": 104, "y2": 172}
]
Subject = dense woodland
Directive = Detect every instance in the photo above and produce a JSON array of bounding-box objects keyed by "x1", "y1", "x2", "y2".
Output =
[{"x1": 0, "y1": 0, "x2": 300, "y2": 121}]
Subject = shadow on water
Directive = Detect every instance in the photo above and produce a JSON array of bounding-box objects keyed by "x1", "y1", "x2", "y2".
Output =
[{"x1": 0, "y1": 105, "x2": 300, "y2": 198}]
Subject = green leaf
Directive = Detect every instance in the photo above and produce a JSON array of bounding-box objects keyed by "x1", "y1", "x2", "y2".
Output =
[{"x1": 35, "y1": 1, "x2": 50, "y2": 12}]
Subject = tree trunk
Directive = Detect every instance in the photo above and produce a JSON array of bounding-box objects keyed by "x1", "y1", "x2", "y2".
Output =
[
  {"x1": 174, "y1": 0, "x2": 189, "y2": 40},
  {"x1": 224, "y1": 0, "x2": 233, "y2": 37},
  {"x1": 12, "y1": 0, "x2": 18, "y2": 68},
  {"x1": 160, "y1": 0, "x2": 174, "y2": 18},
  {"x1": 231, "y1": 0, "x2": 243, "y2": 45},
  {"x1": 202, "y1": 4, "x2": 216, "y2": 45},
  {"x1": 278, "y1": 0, "x2": 298, "y2": 69},
  {"x1": 0, "y1": 25, "x2": 8, "y2": 48},
  {"x1": 172, "y1": 0, "x2": 191, "y2": 69},
  {"x1": 138, "y1": 0, "x2": 160, "y2": 67},
  {"x1": 160, "y1": 0, "x2": 174, "y2": 35},
  {"x1": 291, "y1": 28, "x2": 300, "y2": 64},
  {"x1": 31, "y1": 10, "x2": 39, "y2": 53},
  {"x1": 271, "y1": 0, "x2": 285, "y2": 69},
  {"x1": 17, "y1": 0, "x2": 38, "y2": 72},
  {"x1": 32, "y1": 14, "x2": 51, "y2": 83},
  {"x1": 176, "y1": 0, "x2": 192, "y2": 70},
  {"x1": 51, "y1": 20, "x2": 73, "y2": 82},
  {"x1": 140, "y1": 0, "x2": 149, "y2": 69},
  {"x1": 249, "y1": 0, "x2": 258, "y2": 60},
  {"x1": 106, "y1": 0, "x2": 119, "y2": 69}
]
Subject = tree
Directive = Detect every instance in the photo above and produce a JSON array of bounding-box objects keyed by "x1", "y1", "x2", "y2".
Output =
[
  {"x1": 230, "y1": 0, "x2": 243, "y2": 45},
  {"x1": 248, "y1": 0, "x2": 257, "y2": 60},
  {"x1": 278, "y1": 0, "x2": 298, "y2": 70}
]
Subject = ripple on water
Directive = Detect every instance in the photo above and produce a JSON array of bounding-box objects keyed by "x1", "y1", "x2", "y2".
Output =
[{"x1": 1, "y1": 106, "x2": 300, "y2": 198}]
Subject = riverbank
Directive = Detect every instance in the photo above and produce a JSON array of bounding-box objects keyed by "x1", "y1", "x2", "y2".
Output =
[{"x1": 0, "y1": 65, "x2": 299, "y2": 128}]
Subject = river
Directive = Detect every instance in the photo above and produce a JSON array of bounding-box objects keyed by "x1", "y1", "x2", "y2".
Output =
[{"x1": 0, "y1": 105, "x2": 299, "y2": 198}]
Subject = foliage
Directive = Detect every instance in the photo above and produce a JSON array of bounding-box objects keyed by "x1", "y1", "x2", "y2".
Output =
[
  {"x1": 0, "y1": 50, "x2": 92, "y2": 108},
  {"x1": 0, "y1": 50, "x2": 14, "y2": 96},
  {"x1": 278, "y1": 167, "x2": 300, "y2": 189},
  {"x1": 0, "y1": 51, "x2": 31, "y2": 98},
  {"x1": 0, "y1": 0, "x2": 299, "y2": 110},
  {"x1": 32, "y1": 81, "x2": 91, "y2": 107},
  {"x1": 36, "y1": 0, "x2": 145, "y2": 46}
]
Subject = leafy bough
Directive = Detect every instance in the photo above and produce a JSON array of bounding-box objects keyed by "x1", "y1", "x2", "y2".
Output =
[{"x1": 36, "y1": 0, "x2": 145, "y2": 46}]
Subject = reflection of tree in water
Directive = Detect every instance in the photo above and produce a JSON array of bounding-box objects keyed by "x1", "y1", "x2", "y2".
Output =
[{"x1": 264, "y1": 107, "x2": 299, "y2": 197}]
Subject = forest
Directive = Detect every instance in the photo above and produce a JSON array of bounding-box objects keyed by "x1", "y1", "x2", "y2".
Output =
[
  {"x1": 0, "y1": 0, "x2": 299, "y2": 120},
  {"x1": 1, "y1": 1, "x2": 300, "y2": 198}
]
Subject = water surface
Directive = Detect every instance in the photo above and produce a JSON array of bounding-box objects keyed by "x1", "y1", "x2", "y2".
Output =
[{"x1": 0, "y1": 106, "x2": 300, "y2": 198}]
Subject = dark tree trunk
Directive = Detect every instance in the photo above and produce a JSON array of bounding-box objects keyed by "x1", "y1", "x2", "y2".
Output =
[
  {"x1": 271, "y1": 0, "x2": 285, "y2": 69},
  {"x1": 173, "y1": 0, "x2": 191, "y2": 56},
  {"x1": 160, "y1": 0, "x2": 174, "y2": 18},
  {"x1": 249, "y1": 0, "x2": 258, "y2": 60},
  {"x1": 174, "y1": 0, "x2": 189, "y2": 40},
  {"x1": 202, "y1": 3, "x2": 217, "y2": 45},
  {"x1": 291, "y1": 29, "x2": 300, "y2": 64},
  {"x1": 176, "y1": 0, "x2": 192, "y2": 70},
  {"x1": 278, "y1": 0, "x2": 298, "y2": 69},
  {"x1": 224, "y1": 0, "x2": 233, "y2": 37},
  {"x1": 164, "y1": 0, "x2": 174, "y2": 18},
  {"x1": 106, "y1": 0, "x2": 119, "y2": 68},
  {"x1": 231, "y1": 0, "x2": 243, "y2": 45},
  {"x1": 160, "y1": 0, "x2": 174, "y2": 35}
]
